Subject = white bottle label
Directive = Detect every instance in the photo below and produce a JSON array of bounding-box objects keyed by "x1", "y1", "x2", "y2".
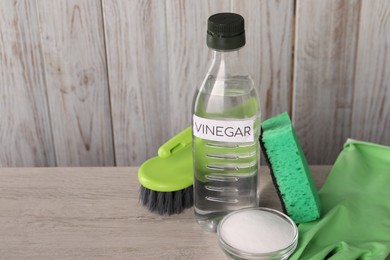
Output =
[{"x1": 193, "y1": 115, "x2": 255, "y2": 143}]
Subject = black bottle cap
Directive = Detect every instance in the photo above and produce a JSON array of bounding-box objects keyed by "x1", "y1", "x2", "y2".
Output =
[{"x1": 207, "y1": 13, "x2": 246, "y2": 51}]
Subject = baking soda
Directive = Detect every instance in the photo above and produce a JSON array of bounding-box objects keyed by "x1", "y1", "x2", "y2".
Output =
[{"x1": 220, "y1": 209, "x2": 296, "y2": 254}]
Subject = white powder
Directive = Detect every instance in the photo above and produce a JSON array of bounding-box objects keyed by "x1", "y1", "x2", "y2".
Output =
[{"x1": 220, "y1": 209, "x2": 296, "y2": 254}]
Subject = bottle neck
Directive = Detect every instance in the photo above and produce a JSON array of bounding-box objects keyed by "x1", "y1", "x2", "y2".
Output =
[{"x1": 208, "y1": 48, "x2": 248, "y2": 78}]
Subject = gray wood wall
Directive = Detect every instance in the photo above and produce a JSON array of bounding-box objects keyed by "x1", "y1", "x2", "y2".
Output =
[{"x1": 1, "y1": 0, "x2": 389, "y2": 167}]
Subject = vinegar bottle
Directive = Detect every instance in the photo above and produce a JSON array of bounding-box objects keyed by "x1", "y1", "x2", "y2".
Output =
[{"x1": 192, "y1": 13, "x2": 261, "y2": 232}]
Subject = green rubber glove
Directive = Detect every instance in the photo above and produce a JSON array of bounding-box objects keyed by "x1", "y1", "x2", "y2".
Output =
[{"x1": 291, "y1": 139, "x2": 390, "y2": 260}]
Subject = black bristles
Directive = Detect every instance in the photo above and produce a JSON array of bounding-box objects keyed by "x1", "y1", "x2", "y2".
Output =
[
  {"x1": 156, "y1": 191, "x2": 164, "y2": 214},
  {"x1": 164, "y1": 192, "x2": 174, "y2": 215},
  {"x1": 173, "y1": 189, "x2": 183, "y2": 214},
  {"x1": 139, "y1": 185, "x2": 194, "y2": 215},
  {"x1": 148, "y1": 190, "x2": 157, "y2": 212},
  {"x1": 183, "y1": 185, "x2": 193, "y2": 208},
  {"x1": 140, "y1": 185, "x2": 147, "y2": 205}
]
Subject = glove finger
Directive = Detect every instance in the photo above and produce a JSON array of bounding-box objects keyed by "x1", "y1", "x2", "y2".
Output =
[
  {"x1": 290, "y1": 205, "x2": 349, "y2": 260},
  {"x1": 327, "y1": 242, "x2": 365, "y2": 260},
  {"x1": 290, "y1": 243, "x2": 345, "y2": 260},
  {"x1": 328, "y1": 241, "x2": 390, "y2": 260},
  {"x1": 357, "y1": 242, "x2": 390, "y2": 260}
]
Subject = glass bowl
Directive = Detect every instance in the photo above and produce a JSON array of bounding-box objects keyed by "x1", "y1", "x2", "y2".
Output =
[{"x1": 217, "y1": 207, "x2": 298, "y2": 260}]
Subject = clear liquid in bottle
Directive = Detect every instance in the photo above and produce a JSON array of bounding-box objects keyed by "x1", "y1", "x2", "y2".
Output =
[{"x1": 193, "y1": 75, "x2": 260, "y2": 232}]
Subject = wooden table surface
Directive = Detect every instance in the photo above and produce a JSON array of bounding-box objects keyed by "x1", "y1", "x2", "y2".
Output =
[{"x1": 0, "y1": 166, "x2": 331, "y2": 259}]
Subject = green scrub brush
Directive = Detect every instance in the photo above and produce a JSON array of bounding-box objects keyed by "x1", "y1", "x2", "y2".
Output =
[
  {"x1": 259, "y1": 112, "x2": 321, "y2": 223},
  {"x1": 138, "y1": 127, "x2": 193, "y2": 215}
]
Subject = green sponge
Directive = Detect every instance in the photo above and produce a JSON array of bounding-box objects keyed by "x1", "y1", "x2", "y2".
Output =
[{"x1": 260, "y1": 112, "x2": 320, "y2": 223}]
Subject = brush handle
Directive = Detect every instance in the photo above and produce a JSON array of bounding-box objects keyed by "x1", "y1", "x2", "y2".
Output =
[{"x1": 158, "y1": 127, "x2": 192, "y2": 158}]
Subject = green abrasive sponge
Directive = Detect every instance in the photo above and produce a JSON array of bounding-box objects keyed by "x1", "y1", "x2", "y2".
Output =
[{"x1": 260, "y1": 112, "x2": 320, "y2": 223}]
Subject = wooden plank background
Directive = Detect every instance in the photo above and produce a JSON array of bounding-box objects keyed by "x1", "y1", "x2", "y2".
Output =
[
  {"x1": 293, "y1": 0, "x2": 362, "y2": 164},
  {"x1": 0, "y1": 1, "x2": 56, "y2": 167},
  {"x1": 0, "y1": 0, "x2": 389, "y2": 167},
  {"x1": 37, "y1": 0, "x2": 114, "y2": 166},
  {"x1": 293, "y1": 0, "x2": 390, "y2": 164}
]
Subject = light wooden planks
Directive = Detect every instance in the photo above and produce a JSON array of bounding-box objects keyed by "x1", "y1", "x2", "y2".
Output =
[
  {"x1": 293, "y1": 0, "x2": 362, "y2": 164},
  {"x1": 36, "y1": 0, "x2": 114, "y2": 166},
  {"x1": 0, "y1": 166, "x2": 331, "y2": 259},
  {"x1": 351, "y1": 1, "x2": 390, "y2": 145},
  {"x1": 232, "y1": 0, "x2": 294, "y2": 120},
  {"x1": 0, "y1": 0, "x2": 55, "y2": 167},
  {"x1": 102, "y1": 0, "x2": 171, "y2": 166}
]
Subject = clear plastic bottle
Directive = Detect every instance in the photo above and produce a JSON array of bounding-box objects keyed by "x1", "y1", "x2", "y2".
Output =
[{"x1": 192, "y1": 13, "x2": 260, "y2": 232}]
